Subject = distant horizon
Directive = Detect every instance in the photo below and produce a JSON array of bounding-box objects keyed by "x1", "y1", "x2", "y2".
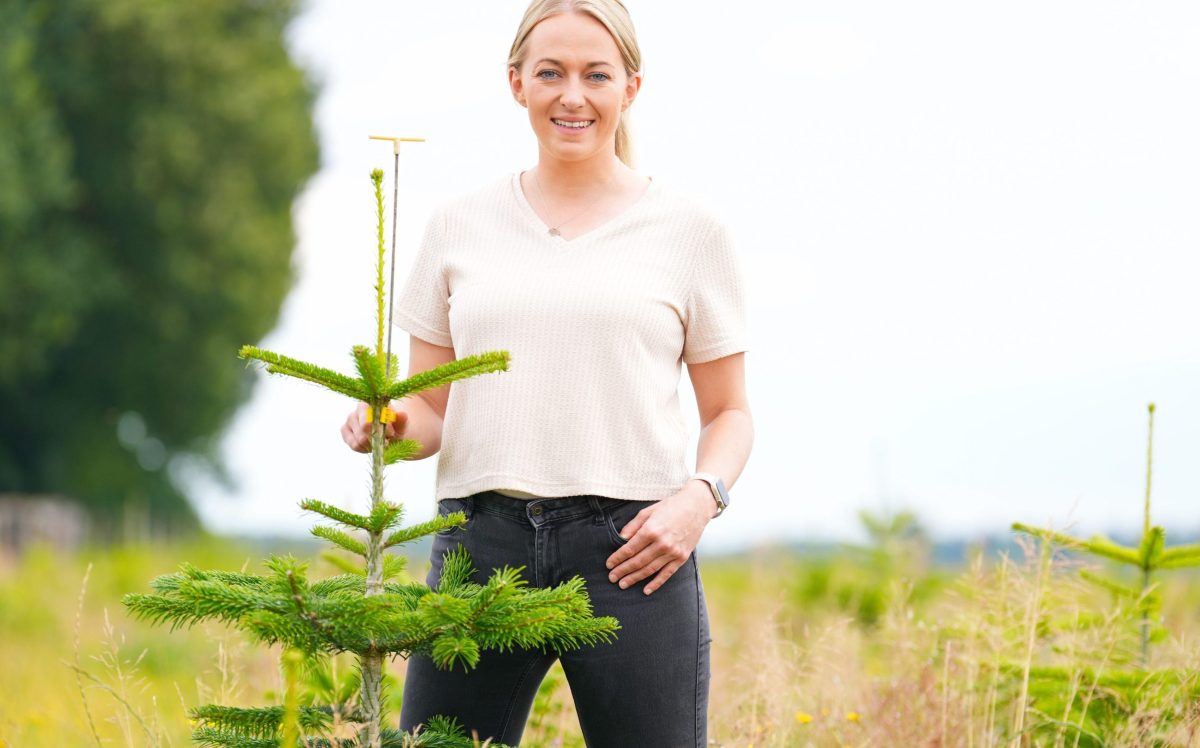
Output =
[{"x1": 206, "y1": 516, "x2": 1200, "y2": 558}]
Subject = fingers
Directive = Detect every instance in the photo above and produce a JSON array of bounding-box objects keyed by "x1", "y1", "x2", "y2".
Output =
[
  {"x1": 343, "y1": 403, "x2": 411, "y2": 452},
  {"x1": 341, "y1": 403, "x2": 375, "y2": 453},
  {"x1": 617, "y1": 508, "x2": 651, "y2": 542},
  {"x1": 605, "y1": 523, "x2": 652, "y2": 572},
  {"x1": 609, "y1": 548, "x2": 670, "y2": 590},
  {"x1": 388, "y1": 408, "x2": 408, "y2": 441},
  {"x1": 643, "y1": 559, "x2": 685, "y2": 595},
  {"x1": 606, "y1": 519, "x2": 690, "y2": 595},
  {"x1": 340, "y1": 414, "x2": 364, "y2": 453},
  {"x1": 604, "y1": 507, "x2": 655, "y2": 571}
]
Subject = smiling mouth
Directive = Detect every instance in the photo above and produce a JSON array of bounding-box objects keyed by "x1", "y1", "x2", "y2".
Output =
[{"x1": 552, "y1": 118, "x2": 594, "y2": 129}]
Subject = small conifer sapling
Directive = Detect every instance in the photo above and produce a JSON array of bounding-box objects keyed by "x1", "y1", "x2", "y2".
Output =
[
  {"x1": 1013, "y1": 403, "x2": 1200, "y2": 668},
  {"x1": 124, "y1": 162, "x2": 620, "y2": 748}
]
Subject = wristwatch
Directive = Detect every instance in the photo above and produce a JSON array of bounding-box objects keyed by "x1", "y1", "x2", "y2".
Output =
[{"x1": 689, "y1": 472, "x2": 731, "y2": 517}]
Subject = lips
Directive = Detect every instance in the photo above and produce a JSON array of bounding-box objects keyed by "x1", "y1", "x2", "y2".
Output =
[{"x1": 552, "y1": 118, "x2": 594, "y2": 129}]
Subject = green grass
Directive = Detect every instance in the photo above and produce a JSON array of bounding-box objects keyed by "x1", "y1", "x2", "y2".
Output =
[{"x1": 2, "y1": 536, "x2": 1198, "y2": 747}]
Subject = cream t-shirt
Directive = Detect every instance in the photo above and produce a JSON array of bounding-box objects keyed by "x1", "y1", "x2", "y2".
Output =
[{"x1": 392, "y1": 172, "x2": 748, "y2": 502}]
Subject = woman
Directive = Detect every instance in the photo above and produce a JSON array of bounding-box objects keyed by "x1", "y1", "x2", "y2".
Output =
[{"x1": 341, "y1": 1, "x2": 752, "y2": 744}]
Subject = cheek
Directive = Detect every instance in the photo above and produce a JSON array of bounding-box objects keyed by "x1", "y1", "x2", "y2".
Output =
[{"x1": 528, "y1": 91, "x2": 556, "y2": 116}]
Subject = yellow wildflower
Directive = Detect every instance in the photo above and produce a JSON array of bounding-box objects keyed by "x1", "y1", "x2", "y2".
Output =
[
  {"x1": 795, "y1": 711, "x2": 814, "y2": 724},
  {"x1": 846, "y1": 711, "x2": 861, "y2": 722}
]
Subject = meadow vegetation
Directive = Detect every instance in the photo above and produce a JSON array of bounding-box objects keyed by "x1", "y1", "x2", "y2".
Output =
[{"x1": 2, "y1": 521, "x2": 1197, "y2": 747}]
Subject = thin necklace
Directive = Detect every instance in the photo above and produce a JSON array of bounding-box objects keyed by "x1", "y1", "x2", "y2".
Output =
[{"x1": 530, "y1": 168, "x2": 616, "y2": 237}]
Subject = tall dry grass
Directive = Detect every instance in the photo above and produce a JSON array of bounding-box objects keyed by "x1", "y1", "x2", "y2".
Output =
[
  {"x1": 1, "y1": 533, "x2": 1198, "y2": 747},
  {"x1": 701, "y1": 538, "x2": 1200, "y2": 748}
]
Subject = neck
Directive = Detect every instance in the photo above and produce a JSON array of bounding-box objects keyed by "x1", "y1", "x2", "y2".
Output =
[{"x1": 534, "y1": 147, "x2": 623, "y2": 196}]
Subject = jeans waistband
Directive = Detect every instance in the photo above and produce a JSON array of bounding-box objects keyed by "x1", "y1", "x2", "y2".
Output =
[{"x1": 463, "y1": 489, "x2": 632, "y2": 524}]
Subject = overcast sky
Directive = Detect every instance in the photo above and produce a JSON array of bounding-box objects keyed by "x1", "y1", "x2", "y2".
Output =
[{"x1": 185, "y1": 1, "x2": 1200, "y2": 551}]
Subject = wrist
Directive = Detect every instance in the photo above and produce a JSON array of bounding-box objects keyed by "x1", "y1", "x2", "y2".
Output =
[
  {"x1": 683, "y1": 479, "x2": 718, "y2": 519},
  {"x1": 689, "y1": 472, "x2": 731, "y2": 517}
]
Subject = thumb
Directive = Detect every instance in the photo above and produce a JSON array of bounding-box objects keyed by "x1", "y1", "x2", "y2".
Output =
[{"x1": 388, "y1": 408, "x2": 408, "y2": 439}]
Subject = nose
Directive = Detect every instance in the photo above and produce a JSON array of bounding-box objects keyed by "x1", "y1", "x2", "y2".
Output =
[{"x1": 560, "y1": 75, "x2": 586, "y2": 110}]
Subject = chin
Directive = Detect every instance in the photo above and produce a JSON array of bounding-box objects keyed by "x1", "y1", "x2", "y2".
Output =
[{"x1": 536, "y1": 133, "x2": 616, "y2": 162}]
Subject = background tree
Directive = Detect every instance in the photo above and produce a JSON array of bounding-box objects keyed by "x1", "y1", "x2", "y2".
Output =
[{"x1": 0, "y1": 0, "x2": 319, "y2": 532}]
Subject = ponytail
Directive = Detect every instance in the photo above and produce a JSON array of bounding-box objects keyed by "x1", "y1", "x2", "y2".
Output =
[{"x1": 615, "y1": 109, "x2": 635, "y2": 167}]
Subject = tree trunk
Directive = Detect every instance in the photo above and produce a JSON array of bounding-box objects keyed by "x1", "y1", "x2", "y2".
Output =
[{"x1": 360, "y1": 409, "x2": 386, "y2": 748}]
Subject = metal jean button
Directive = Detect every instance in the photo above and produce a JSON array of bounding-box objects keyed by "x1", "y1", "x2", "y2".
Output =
[{"x1": 530, "y1": 504, "x2": 544, "y2": 516}]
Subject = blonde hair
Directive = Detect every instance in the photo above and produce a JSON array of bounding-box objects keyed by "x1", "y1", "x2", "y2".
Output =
[{"x1": 507, "y1": 0, "x2": 642, "y2": 167}]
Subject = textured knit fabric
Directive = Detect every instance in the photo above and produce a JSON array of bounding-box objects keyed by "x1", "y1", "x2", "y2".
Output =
[{"x1": 392, "y1": 172, "x2": 747, "y2": 502}]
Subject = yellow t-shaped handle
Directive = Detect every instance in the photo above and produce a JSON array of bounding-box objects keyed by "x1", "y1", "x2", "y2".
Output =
[{"x1": 368, "y1": 135, "x2": 426, "y2": 154}]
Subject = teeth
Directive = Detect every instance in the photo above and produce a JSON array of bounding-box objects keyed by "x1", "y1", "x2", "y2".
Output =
[{"x1": 553, "y1": 119, "x2": 593, "y2": 128}]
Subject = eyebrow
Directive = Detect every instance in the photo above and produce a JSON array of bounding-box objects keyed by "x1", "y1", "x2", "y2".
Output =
[{"x1": 533, "y1": 58, "x2": 616, "y2": 69}]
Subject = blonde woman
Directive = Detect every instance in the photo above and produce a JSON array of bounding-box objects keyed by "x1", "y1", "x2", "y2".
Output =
[{"x1": 341, "y1": 1, "x2": 752, "y2": 744}]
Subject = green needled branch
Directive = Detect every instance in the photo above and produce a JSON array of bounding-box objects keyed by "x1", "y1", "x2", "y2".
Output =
[
  {"x1": 383, "y1": 439, "x2": 422, "y2": 464},
  {"x1": 311, "y1": 527, "x2": 367, "y2": 557},
  {"x1": 299, "y1": 500, "x2": 373, "y2": 531},
  {"x1": 387, "y1": 351, "x2": 510, "y2": 400},
  {"x1": 239, "y1": 346, "x2": 368, "y2": 400},
  {"x1": 353, "y1": 345, "x2": 390, "y2": 397},
  {"x1": 373, "y1": 168, "x2": 387, "y2": 366},
  {"x1": 1160, "y1": 544, "x2": 1200, "y2": 568},
  {"x1": 383, "y1": 515, "x2": 466, "y2": 549}
]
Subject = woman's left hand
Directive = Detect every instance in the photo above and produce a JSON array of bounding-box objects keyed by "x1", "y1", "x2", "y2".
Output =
[{"x1": 605, "y1": 481, "x2": 715, "y2": 595}]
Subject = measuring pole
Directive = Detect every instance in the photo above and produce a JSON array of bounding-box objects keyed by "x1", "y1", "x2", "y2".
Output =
[{"x1": 368, "y1": 135, "x2": 425, "y2": 380}]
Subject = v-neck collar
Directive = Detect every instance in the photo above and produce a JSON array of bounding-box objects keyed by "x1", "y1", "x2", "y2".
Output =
[{"x1": 511, "y1": 170, "x2": 656, "y2": 245}]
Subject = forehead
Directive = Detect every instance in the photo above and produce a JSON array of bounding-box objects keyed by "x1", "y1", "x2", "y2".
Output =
[{"x1": 525, "y1": 11, "x2": 621, "y2": 65}]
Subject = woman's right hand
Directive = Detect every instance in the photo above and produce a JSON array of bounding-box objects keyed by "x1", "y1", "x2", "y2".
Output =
[{"x1": 341, "y1": 402, "x2": 408, "y2": 453}]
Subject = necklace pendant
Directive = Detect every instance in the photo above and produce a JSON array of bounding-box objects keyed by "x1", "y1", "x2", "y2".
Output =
[{"x1": 548, "y1": 227, "x2": 561, "y2": 237}]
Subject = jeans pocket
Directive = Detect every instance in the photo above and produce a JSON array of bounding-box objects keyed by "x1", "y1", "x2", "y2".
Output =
[
  {"x1": 602, "y1": 499, "x2": 652, "y2": 548},
  {"x1": 435, "y1": 496, "x2": 475, "y2": 536}
]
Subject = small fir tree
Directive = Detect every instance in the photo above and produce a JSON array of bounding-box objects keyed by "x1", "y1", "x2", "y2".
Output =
[
  {"x1": 1013, "y1": 403, "x2": 1200, "y2": 666},
  {"x1": 123, "y1": 167, "x2": 620, "y2": 748},
  {"x1": 1005, "y1": 403, "x2": 1200, "y2": 742}
]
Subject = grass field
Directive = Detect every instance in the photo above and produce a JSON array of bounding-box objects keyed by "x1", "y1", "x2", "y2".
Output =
[{"x1": 1, "y1": 530, "x2": 1197, "y2": 747}]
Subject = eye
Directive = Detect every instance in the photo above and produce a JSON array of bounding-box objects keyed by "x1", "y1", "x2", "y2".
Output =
[
  {"x1": 588, "y1": 72, "x2": 612, "y2": 82},
  {"x1": 536, "y1": 69, "x2": 559, "y2": 79}
]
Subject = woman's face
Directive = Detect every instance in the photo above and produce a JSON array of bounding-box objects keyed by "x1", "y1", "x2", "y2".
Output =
[{"x1": 509, "y1": 12, "x2": 640, "y2": 164}]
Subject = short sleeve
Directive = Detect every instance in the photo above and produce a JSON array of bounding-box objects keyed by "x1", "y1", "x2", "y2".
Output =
[
  {"x1": 681, "y1": 221, "x2": 749, "y2": 364},
  {"x1": 392, "y1": 207, "x2": 453, "y2": 347}
]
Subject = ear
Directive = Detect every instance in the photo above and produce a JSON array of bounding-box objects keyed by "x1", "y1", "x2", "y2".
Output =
[
  {"x1": 621, "y1": 71, "x2": 643, "y2": 112},
  {"x1": 508, "y1": 66, "x2": 527, "y2": 108}
]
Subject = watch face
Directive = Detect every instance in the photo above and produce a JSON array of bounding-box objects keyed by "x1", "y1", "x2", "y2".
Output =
[{"x1": 715, "y1": 479, "x2": 731, "y2": 507}]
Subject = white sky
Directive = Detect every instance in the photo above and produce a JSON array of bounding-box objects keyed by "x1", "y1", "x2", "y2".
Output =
[{"x1": 187, "y1": 1, "x2": 1200, "y2": 551}]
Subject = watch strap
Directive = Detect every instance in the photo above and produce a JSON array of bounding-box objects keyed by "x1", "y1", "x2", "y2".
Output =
[{"x1": 689, "y1": 472, "x2": 729, "y2": 517}]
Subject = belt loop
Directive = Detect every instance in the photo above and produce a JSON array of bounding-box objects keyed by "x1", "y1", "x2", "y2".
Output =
[{"x1": 586, "y1": 495, "x2": 603, "y2": 516}]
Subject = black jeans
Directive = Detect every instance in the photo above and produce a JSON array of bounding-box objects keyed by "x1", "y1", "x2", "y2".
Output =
[{"x1": 399, "y1": 490, "x2": 712, "y2": 747}]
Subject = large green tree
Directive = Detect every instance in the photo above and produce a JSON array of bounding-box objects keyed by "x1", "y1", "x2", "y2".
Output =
[{"x1": 0, "y1": 0, "x2": 319, "y2": 532}]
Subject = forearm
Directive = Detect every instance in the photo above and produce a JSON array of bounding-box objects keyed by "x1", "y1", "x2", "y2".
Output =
[
  {"x1": 693, "y1": 407, "x2": 754, "y2": 490},
  {"x1": 388, "y1": 393, "x2": 445, "y2": 460}
]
